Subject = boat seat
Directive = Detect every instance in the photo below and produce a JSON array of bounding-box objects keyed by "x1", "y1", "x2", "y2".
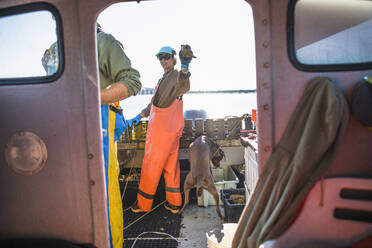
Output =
[{"x1": 260, "y1": 177, "x2": 372, "y2": 248}]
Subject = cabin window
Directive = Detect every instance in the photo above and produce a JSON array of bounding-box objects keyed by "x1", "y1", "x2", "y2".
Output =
[
  {"x1": 289, "y1": 0, "x2": 372, "y2": 71},
  {"x1": 0, "y1": 3, "x2": 62, "y2": 84}
]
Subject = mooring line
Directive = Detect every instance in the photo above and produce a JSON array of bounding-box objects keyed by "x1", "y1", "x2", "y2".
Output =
[
  {"x1": 124, "y1": 188, "x2": 186, "y2": 231},
  {"x1": 123, "y1": 199, "x2": 166, "y2": 231},
  {"x1": 129, "y1": 231, "x2": 181, "y2": 248}
]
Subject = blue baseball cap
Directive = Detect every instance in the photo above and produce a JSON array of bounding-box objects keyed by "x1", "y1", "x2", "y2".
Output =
[{"x1": 155, "y1": 46, "x2": 176, "y2": 57}]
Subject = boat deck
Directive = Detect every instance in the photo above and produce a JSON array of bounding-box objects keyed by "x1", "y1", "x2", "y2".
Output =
[
  {"x1": 121, "y1": 178, "x2": 224, "y2": 248},
  {"x1": 179, "y1": 204, "x2": 223, "y2": 248},
  {"x1": 120, "y1": 115, "x2": 255, "y2": 247}
]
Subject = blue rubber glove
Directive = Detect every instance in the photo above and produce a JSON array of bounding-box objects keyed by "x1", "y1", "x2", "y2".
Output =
[
  {"x1": 127, "y1": 113, "x2": 142, "y2": 128},
  {"x1": 179, "y1": 44, "x2": 195, "y2": 69},
  {"x1": 114, "y1": 113, "x2": 128, "y2": 142}
]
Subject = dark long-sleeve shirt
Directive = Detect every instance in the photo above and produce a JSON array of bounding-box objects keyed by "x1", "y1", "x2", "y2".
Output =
[{"x1": 141, "y1": 68, "x2": 190, "y2": 117}]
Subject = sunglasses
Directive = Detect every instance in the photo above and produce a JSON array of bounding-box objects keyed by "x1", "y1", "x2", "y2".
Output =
[{"x1": 158, "y1": 54, "x2": 171, "y2": 61}]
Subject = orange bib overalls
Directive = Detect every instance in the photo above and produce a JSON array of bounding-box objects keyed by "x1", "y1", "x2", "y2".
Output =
[{"x1": 137, "y1": 97, "x2": 184, "y2": 211}]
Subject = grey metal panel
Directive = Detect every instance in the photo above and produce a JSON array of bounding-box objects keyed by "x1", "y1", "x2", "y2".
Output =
[
  {"x1": 0, "y1": 0, "x2": 113, "y2": 247},
  {"x1": 250, "y1": 0, "x2": 372, "y2": 176},
  {"x1": 246, "y1": 0, "x2": 273, "y2": 171}
]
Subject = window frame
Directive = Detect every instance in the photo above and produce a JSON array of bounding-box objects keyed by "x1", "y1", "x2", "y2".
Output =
[
  {"x1": 0, "y1": 2, "x2": 64, "y2": 85},
  {"x1": 287, "y1": 0, "x2": 372, "y2": 72}
]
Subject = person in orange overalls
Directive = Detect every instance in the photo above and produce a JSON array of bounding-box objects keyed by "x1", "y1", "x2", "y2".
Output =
[{"x1": 131, "y1": 45, "x2": 195, "y2": 213}]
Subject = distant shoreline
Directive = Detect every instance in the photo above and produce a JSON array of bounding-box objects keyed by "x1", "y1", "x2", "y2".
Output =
[
  {"x1": 188, "y1": 89, "x2": 256, "y2": 94},
  {"x1": 138, "y1": 88, "x2": 256, "y2": 95}
]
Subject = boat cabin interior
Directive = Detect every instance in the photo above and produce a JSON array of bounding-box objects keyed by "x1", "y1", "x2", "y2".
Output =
[{"x1": 0, "y1": 0, "x2": 371, "y2": 247}]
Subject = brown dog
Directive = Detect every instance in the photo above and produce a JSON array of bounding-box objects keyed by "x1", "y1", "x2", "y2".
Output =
[{"x1": 180, "y1": 135, "x2": 225, "y2": 220}]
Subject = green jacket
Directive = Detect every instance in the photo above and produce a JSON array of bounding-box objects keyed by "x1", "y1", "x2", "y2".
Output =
[{"x1": 97, "y1": 32, "x2": 141, "y2": 96}]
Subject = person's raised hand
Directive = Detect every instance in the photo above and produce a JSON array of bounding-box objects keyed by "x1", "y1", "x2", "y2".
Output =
[{"x1": 179, "y1": 44, "x2": 196, "y2": 69}]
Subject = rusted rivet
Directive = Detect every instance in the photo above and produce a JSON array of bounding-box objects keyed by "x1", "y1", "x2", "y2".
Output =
[
  {"x1": 263, "y1": 41, "x2": 269, "y2": 48},
  {"x1": 264, "y1": 146, "x2": 271, "y2": 152},
  {"x1": 263, "y1": 83, "x2": 269, "y2": 89},
  {"x1": 263, "y1": 104, "x2": 269, "y2": 110},
  {"x1": 88, "y1": 153, "x2": 94, "y2": 160},
  {"x1": 262, "y1": 19, "x2": 268, "y2": 26},
  {"x1": 263, "y1": 62, "x2": 270, "y2": 68},
  {"x1": 90, "y1": 180, "x2": 95, "y2": 186}
]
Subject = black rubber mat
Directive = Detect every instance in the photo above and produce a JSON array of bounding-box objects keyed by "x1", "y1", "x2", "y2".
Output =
[
  {"x1": 125, "y1": 238, "x2": 178, "y2": 248},
  {"x1": 121, "y1": 172, "x2": 186, "y2": 248},
  {"x1": 123, "y1": 206, "x2": 181, "y2": 248}
]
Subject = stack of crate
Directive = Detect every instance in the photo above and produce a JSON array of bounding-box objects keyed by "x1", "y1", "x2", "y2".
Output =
[{"x1": 181, "y1": 115, "x2": 246, "y2": 142}]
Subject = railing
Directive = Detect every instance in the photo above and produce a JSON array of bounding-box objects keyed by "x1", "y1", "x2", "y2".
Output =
[{"x1": 118, "y1": 114, "x2": 256, "y2": 169}]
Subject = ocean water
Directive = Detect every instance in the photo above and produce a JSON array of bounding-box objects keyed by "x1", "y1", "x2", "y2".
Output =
[{"x1": 120, "y1": 92, "x2": 257, "y2": 120}]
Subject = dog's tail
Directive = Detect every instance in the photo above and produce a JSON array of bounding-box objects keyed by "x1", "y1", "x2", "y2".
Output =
[{"x1": 196, "y1": 176, "x2": 204, "y2": 196}]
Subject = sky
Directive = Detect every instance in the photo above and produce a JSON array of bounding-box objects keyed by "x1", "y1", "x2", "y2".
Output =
[
  {"x1": 0, "y1": 0, "x2": 256, "y2": 92},
  {"x1": 97, "y1": 0, "x2": 256, "y2": 91}
]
